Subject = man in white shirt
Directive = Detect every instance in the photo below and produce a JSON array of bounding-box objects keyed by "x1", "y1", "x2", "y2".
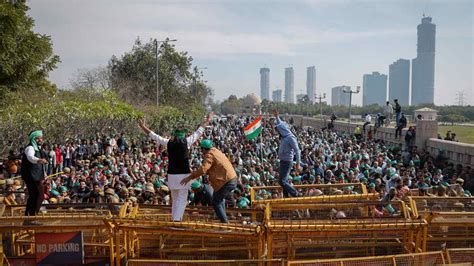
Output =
[
  {"x1": 363, "y1": 113, "x2": 371, "y2": 134},
  {"x1": 383, "y1": 101, "x2": 393, "y2": 126},
  {"x1": 138, "y1": 112, "x2": 214, "y2": 221}
]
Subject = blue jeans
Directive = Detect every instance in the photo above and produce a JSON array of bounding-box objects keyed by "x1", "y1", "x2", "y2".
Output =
[
  {"x1": 396, "y1": 112, "x2": 401, "y2": 127},
  {"x1": 278, "y1": 161, "x2": 298, "y2": 197},
  {"x1": 212, "y1": 178, "x2": 237, "y2": 223}
]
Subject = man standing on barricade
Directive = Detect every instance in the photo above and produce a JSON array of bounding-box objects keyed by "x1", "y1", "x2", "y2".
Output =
[
  {"x1": 21, "y1": 130, "x2": 48, "y2": 225},
  {"x1": 272, "y1": 109, "x2": 301, "y2": 198},
  {"x1": 138, "y1": 112, "x2": 214, "y2": 221},
  {"x1": 181, "y1": 139, "x2": 237, "y2": 223}
]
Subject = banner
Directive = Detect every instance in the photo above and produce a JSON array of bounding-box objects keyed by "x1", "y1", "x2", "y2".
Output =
[{"x1": 35, "y1": 232, "x2": 84, "y2": 265}]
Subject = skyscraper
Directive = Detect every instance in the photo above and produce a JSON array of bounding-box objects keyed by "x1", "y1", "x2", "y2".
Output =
[
  {"x1": 363, "y1": 72, "x2": 387, "y2": 106},
  {"x1": 411, "y1": 16, "x2": 436, "y2": 105},
  {"x1": 260, "y1": 68, "x2": 270, "y2": 101},
  {"x1": 331, "y1": 86, "x2": 350, "y2": 106},
  {"x1": 272, "y1": 89, "x2": 282, "y2": 102},
  {"x1": 389, "y1": 59, "x2": 410, "y2": 106},
  {"x1": 284, "y1": 67, "x2": 294, "y2": 104},
  {"x1": 306, "y1": 66, "x2": 316, "y2": 103}
]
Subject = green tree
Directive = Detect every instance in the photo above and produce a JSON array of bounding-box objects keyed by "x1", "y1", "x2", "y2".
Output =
[
  {"x1": 108, "y1": 38, "x2": 211, "y2": 106},
  {"x1": 439, "y1": 114, "x2": 468, "y2": 125},
  {"x1": 0, "y1": 88, "x2": 143, "y2": 154},
  {"x1": 0, "y1": 0, "x2": 60, "y2": 100}
]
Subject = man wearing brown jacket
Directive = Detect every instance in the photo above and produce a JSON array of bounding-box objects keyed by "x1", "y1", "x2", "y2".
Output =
[{"x1": 181, "y1": 139, "x2": 237, "y2": 223}]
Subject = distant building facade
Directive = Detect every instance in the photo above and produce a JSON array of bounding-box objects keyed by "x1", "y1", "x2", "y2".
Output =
[
  {"x1": 388, "y1": 59, "x2": 410, "y2": 106},
  {"x1": 284, "y1": 67, "x2": 294, "y2": 104},
  {"x1": 412, "y1": 16, "x2": 436, "y2": 105},
  {"x1": 306, "y1": 66, "x2": 316, "y2": 103},
  {"x1": 363, "y1": 72, "x2": 387, "y2": 106},
  {"x1": 259, "y1": 68, "x2": 270, "y2": 101},
  {"x1": 331, "y1": 86, "x2": 350, "y2": 106},
  {"x1": 272, "y1": 89, "x2": 282, "y2": 102}
]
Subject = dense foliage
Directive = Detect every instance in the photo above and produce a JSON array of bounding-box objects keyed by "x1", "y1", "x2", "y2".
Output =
[
  {"x1": 107, "y1": 38, "x2": 212, "y2": 107},
  {"x1": 0, "y1": 88, "x2": 207, "y2": 154},
  {"x1": 0, "y1": 0, "x2": 60, "y2": 101}
]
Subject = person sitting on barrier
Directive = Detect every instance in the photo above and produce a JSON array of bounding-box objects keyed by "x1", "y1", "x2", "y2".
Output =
[
  {"x1": 138, "y1": 112, "x2": 213, "y2": 222},
  {"x1": 181, "y1": 139, "x2": 237, "y2": 223},
  {"x1": 272, "y1": 109, "x2": 301, "y2": 198},
  {"x1": 375, "y1": 113, "x2": 385, "y2": 129},
  {"x1": 395, "y1": 113, "x2": 407, "y2": 139},
  {"x1": 362, "y1": 113, "x2": 371, "y2": 134},
  {"x1": 354, "y1": 125, "x2": 362, "y2": 140}
]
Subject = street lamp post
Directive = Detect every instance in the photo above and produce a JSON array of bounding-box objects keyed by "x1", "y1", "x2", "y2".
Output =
[
  {"x1": 155, "y1": 38, "x2": 177, "y2": 105},
  {"x1": 343, "y1": 86, "x2": 360, "y2": 124},
  {"x1": 315, "y1": 93, "x2": 326, "y2": 119},
  {"x1": 193, "y1": 67, "x2": 208, "y2": 100}
]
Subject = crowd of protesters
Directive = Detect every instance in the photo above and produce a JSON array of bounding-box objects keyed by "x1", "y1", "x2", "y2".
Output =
[{"x1": 1, "y1": 113, "x2": 472, "y2": 216}]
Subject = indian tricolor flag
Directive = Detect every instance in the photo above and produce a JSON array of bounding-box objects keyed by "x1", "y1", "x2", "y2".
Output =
[{"x1": 244, "y1": 115, "x2": 262, "y2": 140}]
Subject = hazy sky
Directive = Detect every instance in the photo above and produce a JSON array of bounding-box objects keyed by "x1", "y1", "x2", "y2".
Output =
[{"x1": 28, "y1": 0, "x2": 473, "y2": 106}]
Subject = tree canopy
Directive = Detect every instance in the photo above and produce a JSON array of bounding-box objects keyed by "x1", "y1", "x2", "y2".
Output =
[
  {"x1": 0, "y1": 0, "x2": 60, "y2": 101},
  {"x1": 107, "y1": 38, "x2": 212, "y2": 107}
]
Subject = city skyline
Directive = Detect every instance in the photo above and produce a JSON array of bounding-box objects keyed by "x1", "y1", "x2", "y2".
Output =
[
  {"x1": 28, "y1": 0, "x2": 473, "y2": 106},
  {"x1": 363, "y1": 72, "x2": 387, "y2": 106}
]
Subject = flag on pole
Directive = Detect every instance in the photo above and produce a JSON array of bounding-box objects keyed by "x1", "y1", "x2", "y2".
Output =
[{"x1": 244, "y1": 115, "x2": 262, "y2": 140}]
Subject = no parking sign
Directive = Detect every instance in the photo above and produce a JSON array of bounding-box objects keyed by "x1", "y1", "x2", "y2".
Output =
[{"x1": 35, "y1": 232, "x2": 84, "y2": 265}]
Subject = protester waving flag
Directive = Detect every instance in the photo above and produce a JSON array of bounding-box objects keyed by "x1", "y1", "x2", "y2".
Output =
[{"x1": 244, "y1": 115, "x2": 262, "y2": 140}]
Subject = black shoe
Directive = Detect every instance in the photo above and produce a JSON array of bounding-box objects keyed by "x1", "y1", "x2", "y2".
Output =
[{"x1": 23, "y1": 220, "x2": 42, "y2": 226}]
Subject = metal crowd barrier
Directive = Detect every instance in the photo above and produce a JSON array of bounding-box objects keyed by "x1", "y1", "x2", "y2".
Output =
[
  {"x1": 0, "y1": 213, "x2": 114, "y2": 265},
  {"x1": 262, "y1": 199, "x2": 428, "y2": 261},
  {"x1": 250, "y1": 183, "x2": 368, "y2": 206},
  {"x1": 109, "y1": 217, "x2": 265, "y2": 264},
  {"x1": 409, "y1": 196, "x2": 474, "y2": 251},
  {"x1": 0, "y1": 197, "x2": 472, "y2": 265},
  {"x1": 287, "y1": 248, "x2": 474, "y2": 266},
  {"x1": 136, "y1": 204, "x2": 264, "y2": 223},
  {"x1": 126, "y1": 259, "x2": 285, "y2": 266},
  {"x1": 287, "y1": 250, "x2": 446, "y2": 266}
]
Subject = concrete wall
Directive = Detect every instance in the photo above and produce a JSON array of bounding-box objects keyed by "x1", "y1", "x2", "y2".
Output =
[
  {"x1": 426, "y1": 139, "x2": 474, "y2": 167},
  {"x1": 284, "y1": 115, "x2": 474, "y2": 167},
  {"x1": 287, "y1": 115, "x2": 405, "y2": 146}
]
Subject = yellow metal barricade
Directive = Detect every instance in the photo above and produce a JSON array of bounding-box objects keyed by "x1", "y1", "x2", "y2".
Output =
[
  {"x1": 126, "y1": 258, "x2": 285, "y2": 266},
  {"x1": 288, "y1": 250, "x2": 446, "y2": 266},
  {"x1": 250, "y1": 183, "x2": 369, "y2": 206},
  {"x1": 0, "y1": 207, "x2": 116, "y2": 266},
  {"x1": 445, "y1": 248, "x2": 474, "y2": 264},
  {"x1": 111, "y1": 217, "x2": 265, "y2": 266},
  {"x1": 410, "y1": 197, "x2": 474, "y2": 251},
  {"x1": 263, "y1": 199, "x2": 427, "y2": 261}
]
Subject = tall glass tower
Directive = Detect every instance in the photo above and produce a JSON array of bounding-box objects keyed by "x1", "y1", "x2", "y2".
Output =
[
  {"x1": 285, "y1": 67, "x2": 294, "y2": 104},
  {"x1": 306, "y1": 66, "x2": 316, "y2": 103},
  {"x1": 260, "y1": 68, "x2": 270, "y2": 101},
  {"x1": 411, "y1": 16, "x2": 436, "y2": 105}
]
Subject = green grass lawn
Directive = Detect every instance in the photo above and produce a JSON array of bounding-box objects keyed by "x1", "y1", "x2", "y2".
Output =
[{"x1": 438, "y1": 125, "x2": 474, "y2": 144}]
